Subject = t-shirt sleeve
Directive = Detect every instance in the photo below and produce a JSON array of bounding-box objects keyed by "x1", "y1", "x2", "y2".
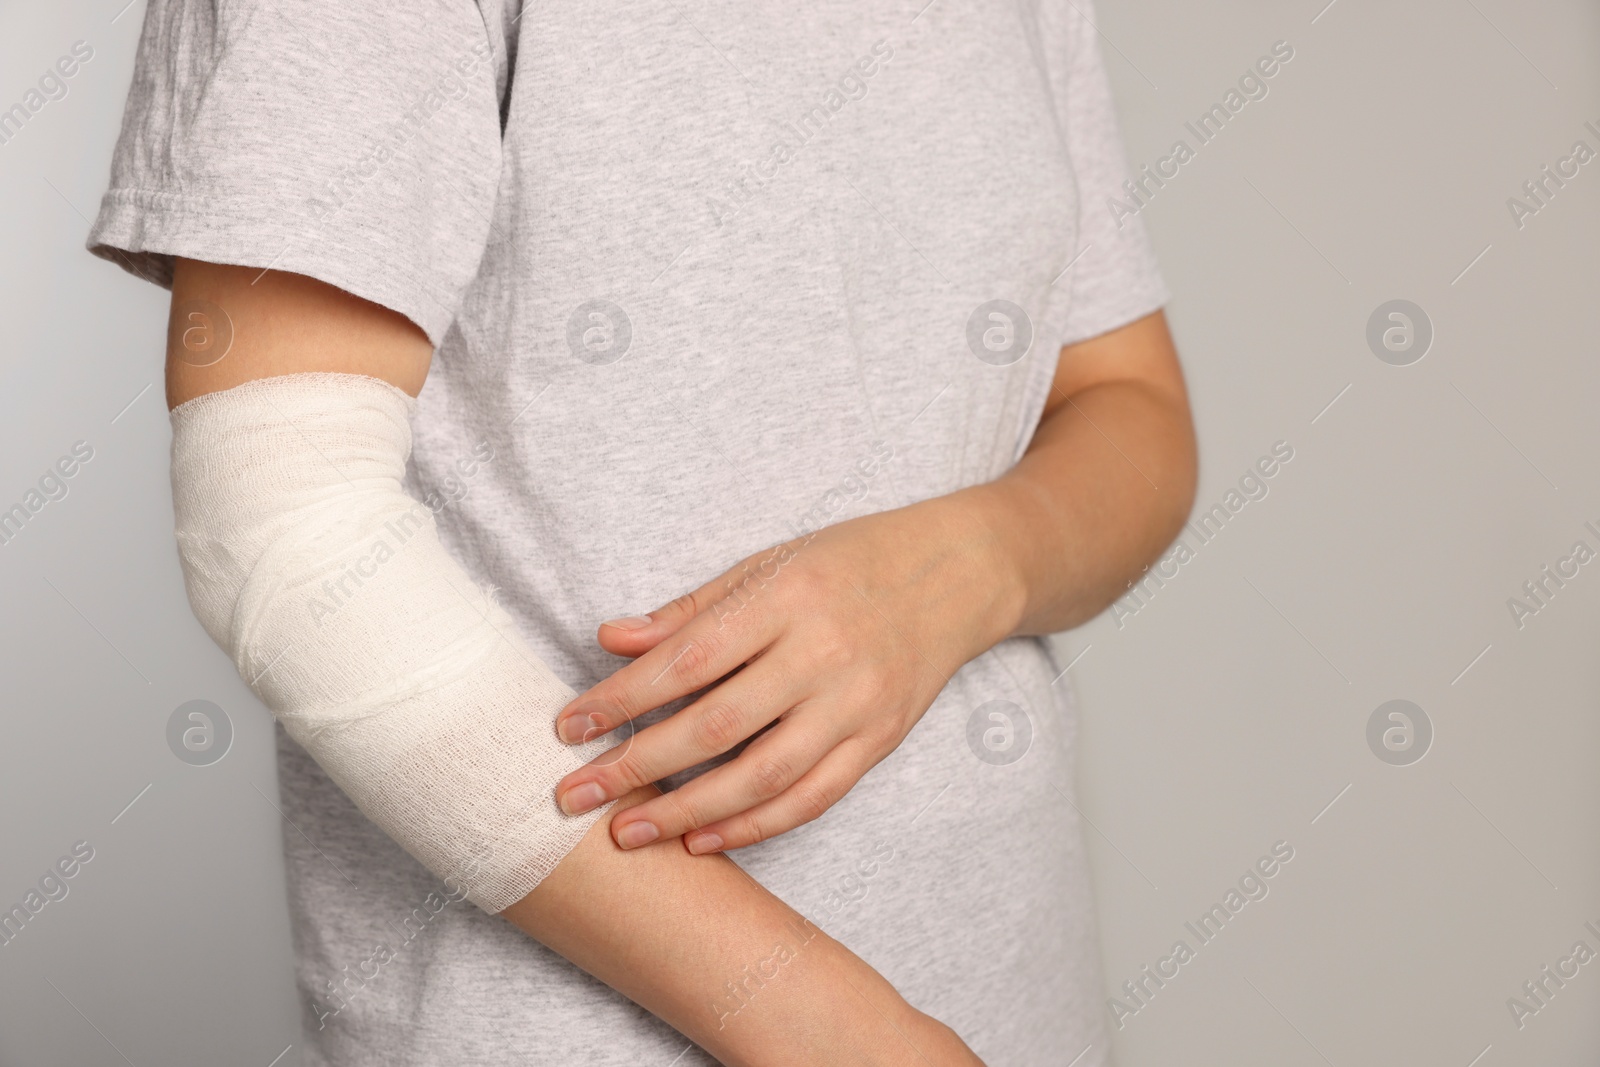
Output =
[
  {"x1": 85, "y1": 0, "x2": 505, "y2": 349},
  {"x1": 1050, "y1": 0, "x2": 1172, "y2": 346}
]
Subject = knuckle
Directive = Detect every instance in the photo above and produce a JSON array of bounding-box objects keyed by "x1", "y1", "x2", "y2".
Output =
[
  {"x1": 776, "y1": 564, "x2": 820, "y2": 603},
  {"x1": 709, "y1": 596, "x2": 741, "y2": 631},
  {"x1": 850, "y1": 686, "x2": 900, "y2": 741},
  {"x1": 749, "y1": 754, "x2": 794, "y2": 801},
  {"x1": 789, "y1": 780, "x2": 835, "y2": 826},
  {"x1": 853, "y1": 671, "x2": 892, "y2": 709},
  {"x1": 732, "y1": 809, "x2": 769, "y2": 848},
  {"x1": 669, "y1": 635, "x2": 719, "y2": 683},
  {"x1": 716, "y1": 572, "x2": 763, "y2": 625},
  {"x1": 860, "y1": 718, "x2": 901, "y2": 752},
  {"x1": 691, "y1": 700, "x2": 745, "y2": 753},
  {"x1": 605, "y1": 749, "x2": 653, "y2": 793},
  {"x1": 661, "y1": 789, "x2": 706, "y2": 833},
  {"x1": 809, "y1": 628, "x2": 855, "y2": 672}
]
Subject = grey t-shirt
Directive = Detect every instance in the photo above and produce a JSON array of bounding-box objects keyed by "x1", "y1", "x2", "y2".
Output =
[{"x1": 88, "y1": 1, "x2": 1169, "y2": 1063}]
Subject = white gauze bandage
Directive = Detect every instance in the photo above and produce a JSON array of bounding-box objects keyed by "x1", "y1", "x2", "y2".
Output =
[{"x1": 169, "y1": 372, "x2": 612, "y2": 912}]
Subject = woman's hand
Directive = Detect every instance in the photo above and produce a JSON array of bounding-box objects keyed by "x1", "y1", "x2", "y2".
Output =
[
  {"x1": 553, "y1": 310, "x2": 1197, "y2": 857},
  {"x1": 551, "y1": 488, "x2": 1027, "y2": 854}
]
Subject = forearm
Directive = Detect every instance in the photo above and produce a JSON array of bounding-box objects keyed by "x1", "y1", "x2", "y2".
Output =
[
  {"x1": 507, "y1": 786, "x2": 976, "y2": 1066},
  {"x1": 965, "y1": 378, "x2": 1197, "y2": 637},
  {"x1": 916, "y1": 312, "x2": 1199, "y2": 649}
]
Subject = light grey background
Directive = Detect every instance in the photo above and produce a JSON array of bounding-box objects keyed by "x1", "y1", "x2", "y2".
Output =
[{"x1": 1, "y1": 1, "x2": 1596, "y2": 1065}]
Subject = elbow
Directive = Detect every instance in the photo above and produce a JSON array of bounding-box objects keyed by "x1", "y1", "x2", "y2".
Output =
[{"x1": 1148, "y1": 393, "x2": 1199, "y2": 558}]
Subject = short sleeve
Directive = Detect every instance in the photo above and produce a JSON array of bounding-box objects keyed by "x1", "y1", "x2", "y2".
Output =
[
  {"x1": 86, "y1": 0, "x2": 505, "y2": 349},
  {"x1": 1049, "y1": 0, "x2": 1171, "y2": 346}
]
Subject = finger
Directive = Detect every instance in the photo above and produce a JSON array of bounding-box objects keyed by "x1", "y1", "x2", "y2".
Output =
[
  {"x1": 592, "y1": 612, "x2": 664, "y2": 658},
  {"x1": 684, "y1": 741, "x2": 871, "y2": 854},
  {"x1": 595, "y1": 540, "x2": 800, "y2": 658},
  {"x1": 593, "y1": 560, "x2": 745, "y2": 657},
  {"x1": 607, "y1": 715, "x2": 844, "y2": 849},
  {"x1": 557, "y1": 586, "x2": 773, "y2": 743},
  {"x1": 554, "y1": 657, "x2": 804, "y2": 821}
]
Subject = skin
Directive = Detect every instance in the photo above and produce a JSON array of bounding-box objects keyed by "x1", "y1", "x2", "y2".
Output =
[
  {"x1": 552, "y1": 310, "x2": 1198, "y2": 856},
  {"x1": 166, "y1": 258, "x2": 984, "y2": 1067}
]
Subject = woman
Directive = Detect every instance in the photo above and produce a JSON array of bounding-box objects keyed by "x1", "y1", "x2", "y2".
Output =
[{"x1": 89, "y1": 0, "x2": 1195, "y2": 1063}]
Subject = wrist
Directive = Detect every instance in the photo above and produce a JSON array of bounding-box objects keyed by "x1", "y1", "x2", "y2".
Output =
[{"x1": 915, "y1": 486, "x2": 1032, "y2": 659}]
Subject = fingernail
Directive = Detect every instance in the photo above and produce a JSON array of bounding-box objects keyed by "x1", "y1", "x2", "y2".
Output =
[
  {"x1": 685, "y1": 831, "x2": 723, "y2": 855},
  {"x1": 602, "y1": 615, "x2": 654, "y2": 631},
  {"x1": 558, "y1": 713, "x2": 605, "y2": 744},
  {"x1": 559, "y1": 781, "x2": 607, "y2": 815},
  {"x1": 616, "y1": 821, "x2": 660, "y2": 849}
]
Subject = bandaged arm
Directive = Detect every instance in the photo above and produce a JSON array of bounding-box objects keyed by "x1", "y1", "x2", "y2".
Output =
[
  {"x1": 172, "y1": 369, "x2": 609, "y2": 909},
  {"x1": 165, "y1": 260, "x2": 980, "y2": 1067}
]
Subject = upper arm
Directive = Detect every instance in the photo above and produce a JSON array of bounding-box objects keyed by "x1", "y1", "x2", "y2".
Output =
[
  {"x1": 165, "y1": 258, "x2": 434, "y2": 411},
  {"x1": 1041, "y1": 308, "x2": 1190, "y2": 421}
]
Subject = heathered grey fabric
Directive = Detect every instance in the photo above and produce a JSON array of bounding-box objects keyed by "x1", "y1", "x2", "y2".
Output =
[{"x1": 88, "y1": 1, "x2": 1169, "y2": 1063}]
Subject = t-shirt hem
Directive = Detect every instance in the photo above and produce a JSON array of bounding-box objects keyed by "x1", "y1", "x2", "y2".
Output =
[
  {"x1": 1055, "y1": 277, "x2": 1173, "y2": 348},
  {"x1": 85, "y1": 187, "x2": 457, "y2": 349}
]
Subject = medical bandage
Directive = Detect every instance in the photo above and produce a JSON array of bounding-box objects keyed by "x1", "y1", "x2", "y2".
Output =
[{"x1": 168, "y1": 372, "x2": 610, "y2": 912}]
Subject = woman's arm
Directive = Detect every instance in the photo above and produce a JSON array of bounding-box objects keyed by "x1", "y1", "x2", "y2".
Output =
[
  {"x1": 167, "y1": 258, "x2": 981, "y2": 1067},
  {"x1": 546, "y1": 311, "x2": 1198, "y2": 855},
  {"x1": 508, "y1": 784, "x2": 964, "y2": 1064},
  {"x1": 940, "y1": 308, "x2": 1199, "y2": 636}
]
